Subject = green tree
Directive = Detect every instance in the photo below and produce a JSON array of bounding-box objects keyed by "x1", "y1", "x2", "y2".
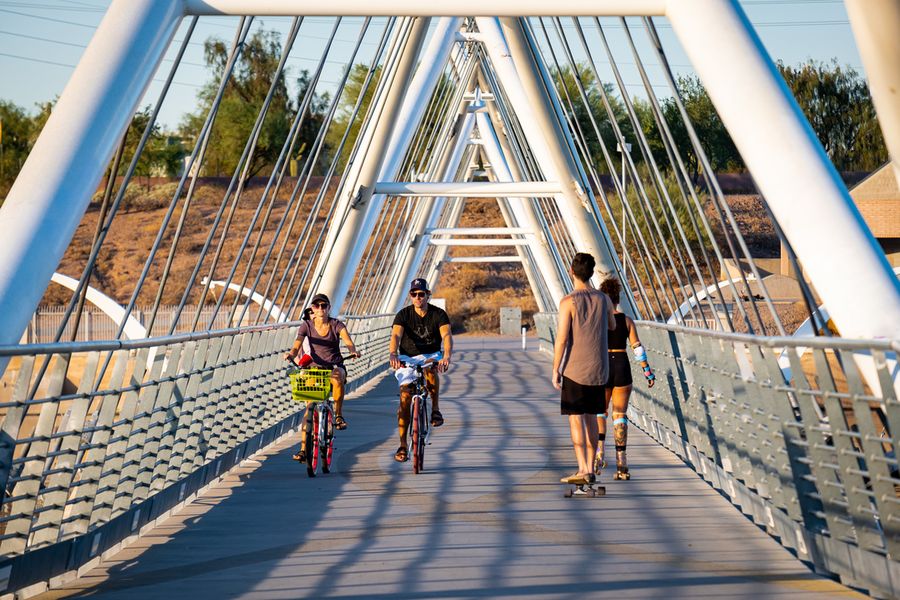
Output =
[
  {"x1": 778, "y1": 59, "x2": 887, "y2": 171},
  {"x1": 664, "y1": 75, "x2": 743, "y2": 179},
  {"x1": 181, "y1": 30, "x2": 297, "y2": 177},
  {"x1": 323, "y1": 63, "x2": 382, "y2": 172},
  {"x1": 0, "y1": 100, "x2": 36, "y2": 199},
  {"x1": 550, "y1": 63, "x2": 634, "y2": 174}
]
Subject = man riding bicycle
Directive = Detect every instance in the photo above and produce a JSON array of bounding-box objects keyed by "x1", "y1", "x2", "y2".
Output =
[{"x1": 389, "y1": 278, "x2": 453, "y2": 462}]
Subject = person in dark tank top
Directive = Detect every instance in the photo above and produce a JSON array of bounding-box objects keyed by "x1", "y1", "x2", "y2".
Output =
[
  {"x1": 595, "y1": 276, "x2": 656, "y2": 481},
  {"x1": 551, "y1": 252, "x2": 617, "y2": 485}
]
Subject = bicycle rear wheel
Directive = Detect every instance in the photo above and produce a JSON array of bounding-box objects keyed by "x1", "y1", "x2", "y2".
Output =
[
  {"x1": 306, "y1": 404, "x2": 319, "y2": 478},
  {"x1": 322, "y1": 406, "x2": 334, "y2": 474}
]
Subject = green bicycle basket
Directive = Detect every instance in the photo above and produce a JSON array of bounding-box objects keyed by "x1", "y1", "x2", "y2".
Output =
[{"x1": 289, "y1": 368, "x2": 332, "y2": 402}]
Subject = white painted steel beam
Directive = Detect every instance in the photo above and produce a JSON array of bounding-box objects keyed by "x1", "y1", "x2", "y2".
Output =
[
  {"x1": 475, "y1": 110, "x2": 567, "y2": 305},
  {"x1": 844, "y1": 1, "x2": 900, "y2": 186},
  {"x1": 477, "y1": 18, "x2": 624, "y2": 296},
  {"x1": 446, "y1": 256, "x2": 522, "y2": 263},
  {"x1": 428, "y1": 227, "x2": 533, "y2": 235},
  {"x1": 373, "y1": 181, "x2": 562, "y2": 197},
  {"x1": 429, "y1": 239, "x2": 529, "y2": 246},
  {"x1": 668, "y1": 0, "x2": 900, "y2": 343},
  {"x1": 0, "y1": 0, "x2": 182, "y2": 357},
  {"x1": 184, "y1": 0, "x2": 667, "y2": 16},
  {"x1": 375, "y1": 25, "x2": 474, "y2": 312}
]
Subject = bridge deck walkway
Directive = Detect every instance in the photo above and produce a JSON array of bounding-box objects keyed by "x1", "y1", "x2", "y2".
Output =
[{"x1": 37, "y1": 338, "x2": 860, "y2": 599}]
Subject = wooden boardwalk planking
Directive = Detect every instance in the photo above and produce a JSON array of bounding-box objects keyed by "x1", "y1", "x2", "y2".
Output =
[{"x1": 36, "y1": 338, "x2": 862, "y2": 599}]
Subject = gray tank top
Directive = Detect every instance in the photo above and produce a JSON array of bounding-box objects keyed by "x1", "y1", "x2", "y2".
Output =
[{"x1": 561, "y1": 288, "x2": 611, "y2": 386}]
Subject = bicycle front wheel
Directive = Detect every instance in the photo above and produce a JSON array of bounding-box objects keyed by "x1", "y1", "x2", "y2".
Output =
[
  {"x1": 306, "y1": 404, "x2": 319, "y2": 478},
  {"x1": 412, "y1": 396, "x2": 426, "y2": 474},
  {"x1": 322, "y1": 406, "x2": 334, "y2": 474}
]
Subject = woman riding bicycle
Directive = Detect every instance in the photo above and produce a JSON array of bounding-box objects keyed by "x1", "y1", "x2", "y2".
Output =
[{"x1": 284, "y1": 293, "x2": 360, "y2": 462}]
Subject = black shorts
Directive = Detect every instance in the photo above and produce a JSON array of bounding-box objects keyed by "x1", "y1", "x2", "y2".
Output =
[
  {"x1": 560, "y1": 376, "x2": 606, "y2": 415},
  {"x1": 607, "y1": 353, "x2": 633, "y2": 388}
]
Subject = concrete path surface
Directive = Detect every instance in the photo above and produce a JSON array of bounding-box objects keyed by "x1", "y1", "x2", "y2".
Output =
[{"x1": 36, "y1": 338, "x2": 862, "y2": 599}]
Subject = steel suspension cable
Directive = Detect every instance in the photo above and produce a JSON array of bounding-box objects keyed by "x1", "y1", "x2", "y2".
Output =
[
  {"x1": 281, "y1": 17, "x2": 404, "y2": 317},
  {"x1": 279, "y1": 18, "x2": 397, "y2": 317},
  {"x1": 236, "y1": 18, "x2": 345, "y2": 326},
  {"x1": 618, "y1": 17, "x2": 737, "y2": 330},
  {"x1": 587, "y1": 18, "x2": 722, "y2": 328},
  {"x1": 535, "y1": 17, "x2": 680, "y2": 320},
  {"x1": 553, "y1": 17, "x2": 700, "y2": 323},
  {"x1": 644, "y1": 17, "x2": 786, "y2": 336}
]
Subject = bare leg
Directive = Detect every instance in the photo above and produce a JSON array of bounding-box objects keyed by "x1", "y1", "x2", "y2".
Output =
[
  {"x1": 611, "y1": 385, "x2": 633, "y2": 477},
  {"x1": 568, "y1": 415, "x2": 595, "y2": 475},
  {"x1": 332, "y1": 366, "x2": 346, "y2": 423},
  {"x1": 425, "y1": 368, "x2": 440, "y2": 413},
  {"x1": 398, "y1": 385, "x2": 413, "y2": 448},
  {"x1": 595, "y1": 388, "x2": 613, "y2": 472},
  {"x1": 294, "y1": 405, "x2": 311, "y2": 459}
]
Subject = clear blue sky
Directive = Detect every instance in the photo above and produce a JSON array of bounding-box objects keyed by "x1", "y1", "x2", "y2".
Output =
[{"x1": 0, "y1": 1, "x2": 863, "y2": 131}]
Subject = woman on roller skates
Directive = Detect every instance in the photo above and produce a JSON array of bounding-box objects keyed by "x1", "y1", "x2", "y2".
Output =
[{"x1": 595, "y1": 276, "x2": 655, "y2": 480}]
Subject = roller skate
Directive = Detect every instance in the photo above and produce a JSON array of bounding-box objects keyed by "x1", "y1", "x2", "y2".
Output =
[{"x1": 614, "y1": 450, "x2": 631, "y2": 481}]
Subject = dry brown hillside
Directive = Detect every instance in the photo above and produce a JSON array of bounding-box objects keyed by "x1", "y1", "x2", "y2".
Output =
[
  {"x1": 46, "y1": 181, "x2": 779, "y2": 334},
  {"x1": 432, "y1": 198, "x2": 538, "y2": 333}
]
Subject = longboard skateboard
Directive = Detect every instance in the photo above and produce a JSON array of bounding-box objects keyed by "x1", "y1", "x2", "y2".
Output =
[{"x1": 562, "y1": 477, "x2": 606, "y2": 498}]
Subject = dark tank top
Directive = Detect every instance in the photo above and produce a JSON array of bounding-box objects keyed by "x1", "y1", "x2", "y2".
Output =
[{"x1": 608, "y1": 313, "x2": 629, "y2": 351}]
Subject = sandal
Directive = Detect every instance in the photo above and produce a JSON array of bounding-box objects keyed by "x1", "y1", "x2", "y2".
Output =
[
  {"x1": 394, "y1": 446, "x2": 409, "y2": 462},
  {"x1": 430, "y1": 410, "x2": 444, "y2": 428},
  {"x1": 335, "y1": 415, "x2": 348, "y2": 430},
  {"x1": 292, "y1": 450, "x2": 306, "y2": 462}
]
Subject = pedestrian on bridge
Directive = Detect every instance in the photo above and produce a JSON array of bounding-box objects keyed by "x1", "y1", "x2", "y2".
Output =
[
  {"x1": 596, "y1": 276, "x2": 655, "y2": 481},
  {"x1": 285, "y1": 293, "x2": 361, "y2": 463},
  {"x1": 551, "y1": 253, "x2": 617, "y2": 485}
]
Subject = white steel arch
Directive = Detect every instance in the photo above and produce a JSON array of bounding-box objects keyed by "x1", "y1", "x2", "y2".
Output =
[{"x1": 49, "y1": 272, "x2": 148, "y2": 341}]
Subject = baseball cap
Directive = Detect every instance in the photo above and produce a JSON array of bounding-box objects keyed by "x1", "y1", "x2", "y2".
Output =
[
  {"x1": 409, "y1": 278, "x2": 430, "y2": 292},
  {"x1": 310, "y1": 293, "x2": 331, "y2": 305}
]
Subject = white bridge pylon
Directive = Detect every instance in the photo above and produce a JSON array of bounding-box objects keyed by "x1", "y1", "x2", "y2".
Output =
[{"x1": 0, "y1": 2, "x2": 899, "y2": 364}]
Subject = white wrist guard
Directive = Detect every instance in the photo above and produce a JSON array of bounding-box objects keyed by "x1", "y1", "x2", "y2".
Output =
[{"x1": 632, "y1": 344, "x2": 647, "y2": 363}]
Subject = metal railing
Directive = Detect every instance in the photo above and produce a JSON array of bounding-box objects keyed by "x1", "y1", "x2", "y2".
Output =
[
  {"x1": 23, "y1": 305, "x2": 244, "y2": 343},
  {"x1": 535, "y1": 312, "x2": 900, "y2": 597},
  {"x1": 0, "y1": 314, "x2": 392, "y2": 596}
]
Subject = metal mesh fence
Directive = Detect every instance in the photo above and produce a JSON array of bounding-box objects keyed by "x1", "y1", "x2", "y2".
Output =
[{"x1": 536, "y1": 311, "x2": 900, "y2": 597}]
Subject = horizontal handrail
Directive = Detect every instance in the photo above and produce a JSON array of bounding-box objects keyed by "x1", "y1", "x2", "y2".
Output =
[{"x1": 0, "y1": 314, "x2": 395, "y2": 357}]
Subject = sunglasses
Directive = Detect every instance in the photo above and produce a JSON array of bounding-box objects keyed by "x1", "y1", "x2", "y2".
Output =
[
  {"x1": 312, "y1": 302, "x2": 330, "y2": 308},
  {"x1": 409, "y1": 291, "x2": 428, "y2": 298}
]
